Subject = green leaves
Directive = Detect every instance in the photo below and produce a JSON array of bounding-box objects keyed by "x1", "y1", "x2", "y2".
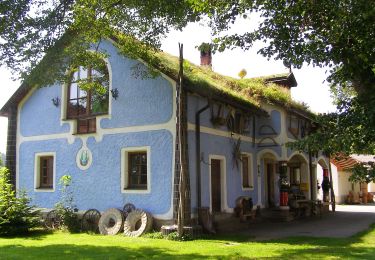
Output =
[
  {"x1": 0, "y1": 167, "x2": 39, "y2": 236},
  {"x1": 1, "y1": 0, "x2": 374, "y2": 157},
  {"x1": 0, "y1": 0, "x2": 197, "y2": 85},
  {"x1": 349, "y1": 163, "x2": 375, "y2": 184}
]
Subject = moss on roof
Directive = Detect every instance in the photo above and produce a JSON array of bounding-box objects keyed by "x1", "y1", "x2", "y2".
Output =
[
  {"x1": 150, "y1": 51, "x2": 311, "y2": 114},
  {"x1": 1, "y1": 33, "x2": 313, "y2": 117}
]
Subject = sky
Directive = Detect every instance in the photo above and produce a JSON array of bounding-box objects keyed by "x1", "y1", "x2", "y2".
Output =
[{"x1": 0, "y1": 21, "x2": 336, "y2": 154}]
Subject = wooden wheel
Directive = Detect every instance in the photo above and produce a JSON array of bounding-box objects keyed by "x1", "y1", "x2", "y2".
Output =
[
  {"x1": 45, "y1": 210, "x2": 61, "y2": 230},
  {"x1": 122, "y1": 203, "x2": 136, "y2": 219},
  {"x1": 81, "y1": 209, "x2": 101, "y2": 233}
]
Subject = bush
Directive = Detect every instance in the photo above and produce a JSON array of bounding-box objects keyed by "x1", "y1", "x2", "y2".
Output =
[
  {"x1": 142, "y1": 231, "x2": 164, "y2": 239},
  {"x1": 165, "y1": 231, "x2": 192, "y2": 241},
  {"x1": 0, "y1": 167, "x2": 40, "y2": 236},
  {"x1": 53, "y1": 175, "x2": 80, "y2": 233}
]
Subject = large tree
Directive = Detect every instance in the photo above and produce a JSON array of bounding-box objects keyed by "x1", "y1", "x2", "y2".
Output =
[
  {"x1": 0, "y1": 0, "x2": 198, "y2": 85},
  {"x1": 1, "y1": 0, "x2": 374, "y2": 154},
  {"x1": 188, "y1": 0, "x2": 375, "y2": 155}
]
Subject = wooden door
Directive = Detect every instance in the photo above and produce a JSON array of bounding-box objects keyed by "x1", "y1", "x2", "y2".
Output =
[{"x1": 211, "y1": 159, "x2": 221, "y2": 213}]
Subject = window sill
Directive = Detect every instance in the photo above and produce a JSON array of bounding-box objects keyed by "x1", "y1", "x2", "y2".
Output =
[
  {"x1": 241, "y1": 186, "x2": 254, "y2": 191},
  {"x1": 72, "y1": 131, "x2": 97, "y2": 135},
  {"x1": 34, "y1": 188, "x2": 55, "y2": 192},
  {"x1": 121, "y1": 188, "x2": 150, "y2": 194}
]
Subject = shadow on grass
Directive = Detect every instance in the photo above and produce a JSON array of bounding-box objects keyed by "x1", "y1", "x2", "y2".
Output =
[
  {"x1": 0, "y1": 244, "x2": 209, "y2": 259},
  {"x1": 0, "y1": 228, "x2": 54, "y2": 241},
  {"x1": 194, "y1": 223, "x2": 375, "y2": 258},
  {"x1": 0, "y1": 223, "x2": 374, "y2": 259},
  {"x1": 278, "y1": 223, "x2": 374, "y2": 258}
]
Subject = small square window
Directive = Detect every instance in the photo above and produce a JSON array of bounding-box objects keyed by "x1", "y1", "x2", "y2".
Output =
[
  {"x1": 128, "y1": 152, "x2": 147, "y2": 189},
  {"x1": 121, "y1": 147, "x2": 151, "y2": 193},
  {"x1": 34, "y1": 153, "x2": 55, "y2": 191}
]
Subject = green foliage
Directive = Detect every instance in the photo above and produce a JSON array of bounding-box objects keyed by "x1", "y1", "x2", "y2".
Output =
[
  {"x1": 289, "y1": 97, "x2": 375, "y2": 155},
  {"x1": 0, "y1": 167, "x2": 40, "y2": 236},
  {"x1": 349, "y1": 163, "x2": 375, "y2": 184},
  {"x1": 1, "y1": 224, "x2": 375, "y2": 258},
  {"x1": 0, "y1": 154, "x2": 3, "y2": 167},
  {"x1": 165, "y1": 231, "x2": 193, "y2": 241},
  {"x1": 190, "y1": 0, "x2": 375, "y2": 156},
  {"x1": 143, "y1": 231, "x2": 193, "y2": 241},
  {"x1": 197, "y1": 42, "x2": 212, "y2": 54},
  {"x1": 0, "y1": 0, "x2": 198, "y2": 85},
  {"x1": 54, "y1": 175, "x2": 79, "y2": 233},
  {"x1": 1, "y1": 0, "x2": 374, "y2": 155},
  {"x1": 142, "y1": 231, "x2": 164, "y2": 239},
  {"x1": 148, "y1": 50, "x2": 308, "y2": 112}
]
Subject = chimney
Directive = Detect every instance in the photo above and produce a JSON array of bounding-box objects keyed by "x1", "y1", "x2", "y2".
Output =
[{"x1": 198, "y1": 42, "x2": 212, "y2": 68}]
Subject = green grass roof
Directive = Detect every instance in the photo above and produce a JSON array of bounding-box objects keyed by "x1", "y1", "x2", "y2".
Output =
[{"x1": 150, "y1": 51, "x2": 312, "y2": 115}]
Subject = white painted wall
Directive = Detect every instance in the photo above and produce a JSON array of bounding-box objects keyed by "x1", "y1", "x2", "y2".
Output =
[
  {"x1": 317, "y1": 164, "x2": 324, "y2": 201},
  {"x1": 368, "y1": 182, "x2": 375, "y2": 193}
]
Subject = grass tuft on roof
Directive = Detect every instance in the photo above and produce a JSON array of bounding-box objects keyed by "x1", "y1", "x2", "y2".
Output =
[
  {"x1": 114, "y1": 33, "x2": 312, "y2": 114},
  {"x1": 151, "y1": 51, "x2": 310, "y2": 113}
]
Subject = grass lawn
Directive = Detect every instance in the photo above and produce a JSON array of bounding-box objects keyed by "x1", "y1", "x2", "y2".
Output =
[{"x1": 0, "y1": 224, "x2": 374, "y2": 259}]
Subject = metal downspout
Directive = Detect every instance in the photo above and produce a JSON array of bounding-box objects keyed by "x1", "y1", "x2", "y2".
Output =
[{"x1": 195, "y1": 102, "x2": 210, "y2": 209}]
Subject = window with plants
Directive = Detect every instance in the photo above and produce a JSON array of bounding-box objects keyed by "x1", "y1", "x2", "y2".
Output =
[{"x1": 66, "y1": 58, "x2": 109, "y2": 134}]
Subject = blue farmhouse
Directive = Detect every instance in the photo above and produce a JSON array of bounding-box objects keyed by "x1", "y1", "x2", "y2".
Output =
[{"x1": 0, "y1": 38, "x2": 331, "y2": 227}]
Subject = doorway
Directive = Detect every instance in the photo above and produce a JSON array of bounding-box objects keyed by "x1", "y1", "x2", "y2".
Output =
[
  {"x1": 211, "y1": 159, "x2": 222, "y2": 213},
  {"x1": 266, "y1": 163, "x2": 275, "y2": 208}
]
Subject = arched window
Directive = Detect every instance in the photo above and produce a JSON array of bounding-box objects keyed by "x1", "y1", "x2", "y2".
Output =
[{"x1": 66, "y1": 60, "x2": 109, "y2": 134}]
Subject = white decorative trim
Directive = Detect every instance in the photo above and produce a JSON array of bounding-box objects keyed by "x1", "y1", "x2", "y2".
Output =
[
  {"x1": 208, "y1": 154, "x2": 230, "y2": 213},
  {"x1": 16, "y1": 88, "x2": 36, "y2": 191},
  {"x1": 240, "y1": 152, "x2": 254, "y2": 191},
  {"x1": 76, "y1": 144, "x2": 93, "y2": 170},
  {"x1": 120, "y1": 146, "x2": 151, "y2": 194},
  {"x1": 187, "y1": 123, "x2": 258, "y2": 143},
  {"x1": 15, "y1": 43, "x2": 178, "y2": 220},
  {"x1": 256, "y1": 149, "x2": 281, "y2": 164},
  {"x1": 256, "y1": 149, "x2": 280, "y2": 207},
  {"x1": 287, "y1": 151, "x2": 309, "y2": 163},
  {"x1": 34, "y1": 152, "x2": 56, "y2": 192}
]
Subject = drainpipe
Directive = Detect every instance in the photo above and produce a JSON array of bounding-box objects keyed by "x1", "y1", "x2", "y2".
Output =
[{"x1": 195, "y1": 101, "x2": 210, "y2": 209}]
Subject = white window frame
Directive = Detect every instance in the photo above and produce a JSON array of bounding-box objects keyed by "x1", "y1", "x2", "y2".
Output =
[
  {"x1": 121, "y1": 146, "x2": 151, "y2": 194},
  {"x1": 34, "y1": 152, "x2": 56, "y2": 192},
  {"x1": 240, "y1": 153, "x2": 254, "y2": 190}
]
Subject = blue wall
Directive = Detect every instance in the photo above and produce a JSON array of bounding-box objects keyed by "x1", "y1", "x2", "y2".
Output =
[
  {"x1": 17, "y1": 40, "x2": 175, "y2": 217},
  {"x1": 256, "y1": 110, "x2": 281, "y2": 138},
  {"x1": 20, "y1": 84, "x2": 70, "y2": 137},
  {"x1": 188, "y1": 130, "x2": 259, "y2": 211},
  {"x1": 99, "y1": 41, "x2": 173, "y2": 128},
  {"x1": 19, "y1": 131, "x2": 173, "y2": 213},
  {"x1": 187, "y1": 94, "x2": 261, "y2": 212}
]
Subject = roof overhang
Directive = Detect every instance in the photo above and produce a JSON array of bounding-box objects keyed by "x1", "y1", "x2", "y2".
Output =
[
  {"x1": 0, "y1": 84, "x2": 29, "y2": 117},
  {"x1": 265, "y1": 72, "x2": 298, "y2": 88},
  {"x1": 331, "y1": 154, "x2": 375, "y2": 171}
]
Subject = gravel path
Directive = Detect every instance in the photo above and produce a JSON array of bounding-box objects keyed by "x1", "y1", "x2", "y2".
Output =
[{"x1": 245, "y1": 204, "x2": 375, "y2": 240}]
